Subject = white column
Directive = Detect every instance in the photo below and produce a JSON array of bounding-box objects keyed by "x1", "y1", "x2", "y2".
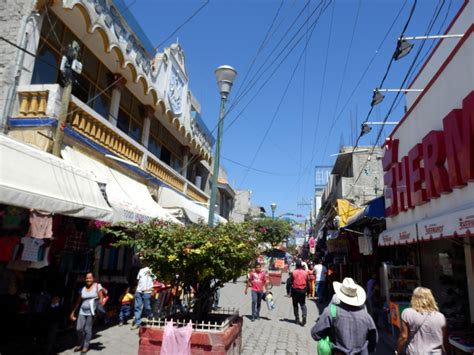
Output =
[
  {"x1": 108, "y1": 74, "x2": 126, "y2": 126},
  {"x1": 181, "y1": 146, "x2": 190, "y2": 179},
  {"x1": 141, "y1": 105, "x2": 154, "y2": 147},
  {"x1": 464, "y1": 237, "x2": 474, "y2": 322},
  {"x1": 141, "y1": 117, "x2": 151, "y2": 147}
]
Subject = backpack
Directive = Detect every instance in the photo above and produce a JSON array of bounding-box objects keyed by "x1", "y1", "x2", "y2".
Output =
[{"x1": 317, "y1": 304, "x2": 337, "y2": 355}]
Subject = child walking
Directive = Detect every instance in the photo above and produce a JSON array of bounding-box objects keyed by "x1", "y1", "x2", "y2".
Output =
[{"x1": 119, "y1": 286, "x2": 134, "y2": 326}]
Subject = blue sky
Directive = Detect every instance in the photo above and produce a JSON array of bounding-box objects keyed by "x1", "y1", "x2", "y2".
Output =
[{"x1": 126, "y1": 0, "x2": 463, "y2": 218}]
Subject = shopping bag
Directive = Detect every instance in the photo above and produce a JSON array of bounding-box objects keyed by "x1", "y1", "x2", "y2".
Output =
[{"x1": 317, "y1": 304, "x2": 337, "y2": 355}]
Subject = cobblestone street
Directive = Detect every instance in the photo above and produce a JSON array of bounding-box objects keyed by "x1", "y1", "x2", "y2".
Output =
[{"x1": 58, "y1": 275, "x2": 393, "y2": 354}]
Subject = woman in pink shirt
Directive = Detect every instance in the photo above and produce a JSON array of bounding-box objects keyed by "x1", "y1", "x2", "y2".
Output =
[{"x1": 245, "y1": 263, "x2": 268, "y2": 321}]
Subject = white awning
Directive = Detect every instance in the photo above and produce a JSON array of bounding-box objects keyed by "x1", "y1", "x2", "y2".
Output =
[
  {"x1": 157, "y1": 186, "x2": 227, "y2": 225},
  {"x1": 61, "y1": 147, "x2": 181, "y2": 224},
  {"x1": 378, "y1": 223, "x2": 418, "y2": 246},
  {"x1": 418, "y1": 204, "x2": 474, "y2": 241},
  {"x1": 0, "y1": 135, "x2": 113, "y2": 221}
]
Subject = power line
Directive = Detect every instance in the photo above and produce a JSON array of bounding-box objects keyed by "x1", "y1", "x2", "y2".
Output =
[
  {"x1": 346, "y1": 0, "x2": 446, "y2": 199},
  {"x1": 227, "y1": 0, "x2": 312, "y2": 113},
  {"x1": 232, "y1": 0, "x2": 285, "y2": 103},
  {"x1": 153, "y1": 0, "x2": 210, "y2": 51},
  {"x1": 327, "y1": 0, "x2": 362, "y2": 136},
  {"x1": 293, "y1": 0, "x2": 408, "y2": 192},
  {"x1": 222, "y1": 156, "x2": 299, "y2": 176},
  {"x1": 240, "y1": 0, "x2": 331, "y2": 186}
]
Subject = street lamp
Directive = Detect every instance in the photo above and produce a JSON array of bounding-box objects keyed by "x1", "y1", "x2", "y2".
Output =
[
  {"x1": 360, "y1": 121, "x2": 400, "y2": 136},
  {"x1": 208, "y1": 65, "x2": 237, "y2": 227},
  {"x1": 394, "y1": 34, "x2": 464, "y2": 61},
  {"x1": 371, "y1": 88, "x2": 423, "y2": 107},
  {"x1": 270, "y1": 203, "x2": 277, "y2": 219}
]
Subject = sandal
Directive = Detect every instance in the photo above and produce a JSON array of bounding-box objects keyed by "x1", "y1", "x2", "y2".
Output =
[
  {"x1": 81, "y1": 349, "x2": 89, "y2": 353},
  {"x1": 73, "y1": 346, "x2": 82, "y2": 352}
]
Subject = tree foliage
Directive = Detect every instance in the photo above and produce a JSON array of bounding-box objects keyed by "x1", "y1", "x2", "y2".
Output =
[
  {"x1": 252, "y1": 218, "x2": 292, "y2": 247},
  {"x1": 105, "y1": 221, "x2": 261, "y2": 319}
]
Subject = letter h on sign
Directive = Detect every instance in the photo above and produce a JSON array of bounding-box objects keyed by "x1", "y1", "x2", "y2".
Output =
[{"x1": 422, "y1": 130, "x2": 452, "y2": 199}]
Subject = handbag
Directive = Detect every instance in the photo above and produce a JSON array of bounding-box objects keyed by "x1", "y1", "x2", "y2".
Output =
[
  {"x1": 93, "y1": 283, "x2": 107, "y2": 317},
  {"x1": 317, "y1": 304, "x2": 337, "y2": 355}
]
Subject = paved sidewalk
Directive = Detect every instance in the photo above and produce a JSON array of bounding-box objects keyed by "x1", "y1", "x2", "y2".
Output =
[{"x1": 57, "y1": 274, "x2": 394, "y2": 354}]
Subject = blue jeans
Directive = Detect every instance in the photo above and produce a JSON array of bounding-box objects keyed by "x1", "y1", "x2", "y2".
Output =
[
  {"x1": 134, "y1": 292, "x2": 152, "y2": 325},
  {"x1": 316, "y1": 281, "x2": 327, "y2": 303},
  {"x1": 119, "y1": 304, "x2": 131, "y2": 323},
  {"x1": 251, "y1": 291, "x2": 264, "y2": 318}
]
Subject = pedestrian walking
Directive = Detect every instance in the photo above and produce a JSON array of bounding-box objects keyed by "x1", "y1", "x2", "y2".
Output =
[
  {"x1": 307, "y1": 263, "x2": 316, "y2": 298},
  {"x1": 396, "y1": 287, "x2": 447, "y2": 355},
  {"x1": 132, "y1": 266, "x2": 155, "y2": 329},
  {"x1": 69, "y1": 272, "x2": 105, "y2": 353},
  {"x1": 314, "y1": 259, "x2": 328, "y2": 303},
  {"x1": 244, "y1": 262, "x2": 268, "y2": 321},
  {"x1": 118, "y1": 286, "x2": 134, "y2": 326},
  {"x1": 291, "y1": 259, "x2": 308, "y2": 326},
  {"x1": 311, "y1": 277, "x2": 378, "y2": 355}
]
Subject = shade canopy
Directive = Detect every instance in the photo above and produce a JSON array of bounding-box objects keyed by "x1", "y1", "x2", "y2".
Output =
[
  {"x1": 61, "y1": 147, "x2": 181, "y2": 224},
  {"x1": 0, "y1": 135, "x2": 113, "y2": 221},
  {"x1": 157, "y1": 186, "x2": 227, "y2": 225}
]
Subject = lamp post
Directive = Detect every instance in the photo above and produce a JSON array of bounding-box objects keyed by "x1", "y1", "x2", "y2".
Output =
[
  {"x1": 208, "y1": 65, "x2": 237, "y2": 227},
  {"x1": 270, "y1": 203, "x2": 277, "y2": 219}
]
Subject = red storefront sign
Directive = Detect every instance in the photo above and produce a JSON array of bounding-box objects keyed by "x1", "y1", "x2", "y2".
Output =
[{"x1": 383, "y1": 91, "x2": 474, "y2": 217}]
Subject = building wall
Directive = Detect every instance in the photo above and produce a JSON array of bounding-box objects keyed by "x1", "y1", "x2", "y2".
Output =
[
  {"x1": 349, "y1": 150, "x2": 384, "y2": 205},
  {"x1": 231, "y1": 190, "x2": 251, "y2": 223},
  {"x1": 0, "y1": 0, "x2": 37, "y2": 128}
]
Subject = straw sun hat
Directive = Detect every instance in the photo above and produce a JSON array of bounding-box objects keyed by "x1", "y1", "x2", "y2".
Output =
[{"x1": 333, "y1": 277, "x2": 367, "y2": 307}]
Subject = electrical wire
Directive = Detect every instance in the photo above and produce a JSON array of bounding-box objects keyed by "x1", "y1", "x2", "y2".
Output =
[
  {"x1": 239, "y1": 0, "x2": 331, "y2": 186},
  {"x1": 224, "y1": 1, "x2": 332, "y2": 134},
  {"x1": 327, "y1": 0, "x2": 362, "y2": 136},
  {"x1": 153, "y1": 0, "x2": 210, "y2": 51},
  {"x1": 222, "y1": 156, "x2": 299, "y2": 176},
  {"x1": 293, "y1": 0, "x2": 408, "y2": 192},
  {"x1": 226, "y1": 0, "x2": 312, "y2": 114},
  {"x1": 345, "y1": 0, "x2": 446, "y2": 199},
  {"x1": 231, "y1": 0, "x2": 285, "y2": 103}
]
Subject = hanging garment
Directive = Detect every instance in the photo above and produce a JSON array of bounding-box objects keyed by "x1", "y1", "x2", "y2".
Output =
[
  {"x1": 26, "y1": 210, "x2": 53, "y2": 239},
  {"x1": 20, "y1": 237, "x2": 45, "y2": 262},
  {"x1": 29, "y1": 247, "x2": 51, "y2": 269},
  {"x1": 160, "y1": 320, "x2": 192, "y2": 355}
]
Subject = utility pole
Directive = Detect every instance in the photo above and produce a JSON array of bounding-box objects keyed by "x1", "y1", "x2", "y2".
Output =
[
  {"x1": 297, "y1": 199, "x2": 313, "y2": 236},
  {"x1": 52, "y1": 41, "x2": 81, "y2": 157}
]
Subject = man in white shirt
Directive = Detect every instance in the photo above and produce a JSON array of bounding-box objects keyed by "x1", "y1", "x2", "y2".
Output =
[
  {"x1": 132, "y1": 266, "x2": 155, "y2": 329},
  {"x1": 314, "y1": 260, "x2": 327, "y2": 304}
]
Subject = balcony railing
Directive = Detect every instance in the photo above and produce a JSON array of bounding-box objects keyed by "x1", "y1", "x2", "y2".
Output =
[
  {"x1": 146, "y1": 155, "x2": 185, "y2": 193},
  {"x1": 69, "y1": 101, "x2": 143, "y2": 165},
  {"x1": 12, "y1": 86, "x2": 210, "y2": 203},
  {"x1": 186, "y1": 183, "x2": 208, "y2": 204}
]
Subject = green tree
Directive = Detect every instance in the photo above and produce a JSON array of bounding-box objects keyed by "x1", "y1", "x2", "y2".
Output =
[
  {"x1": 105, "y1": 221, "x2": 260, "y2": 320},
  {"x1": 253, "y1": 218, "x2": 292, "y2": 248}
]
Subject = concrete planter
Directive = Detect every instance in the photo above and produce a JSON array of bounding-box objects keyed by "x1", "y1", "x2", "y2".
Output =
[
  {"x1": 138, "y1": 312, "x2": 242, "y2": 355},
  {"x1": 268, "y1": 270, "x2": 283, "y2": 286}
]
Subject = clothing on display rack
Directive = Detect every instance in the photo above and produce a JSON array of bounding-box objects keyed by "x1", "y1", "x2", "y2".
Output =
[
  {"x1": 20, "y1": 237, "x2": 45, "y2": 262},
  {"x1": 26, "y1": 210, "x2": 53, "y2": 239}
]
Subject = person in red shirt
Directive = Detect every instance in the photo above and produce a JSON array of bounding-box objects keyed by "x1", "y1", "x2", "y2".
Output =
[
  {"x1": 244, "y1": 263, "x2": 268, "y2": 321},
  {"x1": 292, "y1": 259, "x2": 309, "y2": 325}
]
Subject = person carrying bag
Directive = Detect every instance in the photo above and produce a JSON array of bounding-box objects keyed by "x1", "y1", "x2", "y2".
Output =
[{"x1": 69, "y1": 272, "x2": 105, "y2": 353}]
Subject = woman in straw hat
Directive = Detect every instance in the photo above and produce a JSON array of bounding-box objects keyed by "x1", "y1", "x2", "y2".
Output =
[
  {"x1": 311, "y1": 277, "x2": 378, "y2": 355},
  {"x1": 396, "y1": 287, "x2": 447, "y2": 355}
]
